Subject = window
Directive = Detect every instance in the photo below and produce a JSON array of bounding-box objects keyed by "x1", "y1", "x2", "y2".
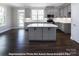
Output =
[
  {"x1": 32, "y1": 9, "x2": 44, "y2": 20},
  {"x1": 0, "y1": 6, "x2": 5, "y2": 27},
  {"x1": 17, "y1": 10, "x2": 25, "y2": 27}
]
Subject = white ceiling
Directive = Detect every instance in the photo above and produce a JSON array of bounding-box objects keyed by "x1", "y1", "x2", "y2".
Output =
[{"x1": 0, "y1": 3, "x2": 64, "y2": 8}]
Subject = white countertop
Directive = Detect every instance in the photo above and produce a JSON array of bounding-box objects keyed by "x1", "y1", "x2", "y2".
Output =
[{"x1": 27, "y1": 23, "x2": 58, "y2": 28}]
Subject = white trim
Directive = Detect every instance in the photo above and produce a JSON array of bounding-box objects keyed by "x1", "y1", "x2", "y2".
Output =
[
  {"x1": 0, "y1": 27, "x2": 12, "y2": 33},
  {"x1": 11, "y1": 26, "x2": 24, "y2": 29},
  {"x1": 0, "y1": 26, "x2": 25, "y2": 34},
  {"x1": 71, "y1": 36, "x2": 79, "y2": 43}
]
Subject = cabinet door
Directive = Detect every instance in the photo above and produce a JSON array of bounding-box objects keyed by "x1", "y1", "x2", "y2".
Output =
[
  {"x1": 61, "y1": 23, "x2": 65, "y2": 32},
  {"x1": 43, "y1": 28, "x2": 49, "y2": 40},
  {"x1": 28, "y1": 27, "x2": 35, "y2": 40},
  {"x1": 58, "y1": 23, "x2": 62, "y2": 30},
  {"x1": 64, "y1": 24, "x2": 71, "y2": 33},
  {"x1": 48, "y1": 28, "x2": 56, "y2": 40},
  {"x1": 34, "y1": 27, "x2": 42, "y2": 40},
  {"x1": 43, "y1": 28, "x2": 56, "y2": 40},
  {"x1": 28, "y1": 27, "x2": 42, "y2": 40}
]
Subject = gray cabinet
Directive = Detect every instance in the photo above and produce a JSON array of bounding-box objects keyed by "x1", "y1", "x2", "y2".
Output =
[
  {"x1": 59, "y1": 4, "x2": 71, "y2": 17},
  {"x1": 48, "y1": 28, "x2": 56, "y2": 40},
  {"x1": 28, "y1": 27, "x2": 56, "y2": 41},
  {"x1": 28, "y1": 27, "x2": 42, "y2": 40},
  {"x1": 43, "y1": 28, "x2": 56, "y2": 40},
  {"x1": 43, "y1": 28, "x2": 49, "y2": 40},
  {"x1": 56, "y1": 22, "x2": 71, "y2": 33}
]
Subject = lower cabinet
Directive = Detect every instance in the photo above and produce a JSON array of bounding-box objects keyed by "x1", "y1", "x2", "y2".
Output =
[
  {"x1": 28, "y1": 27, "x2": 42, "y2": 40},
  {"x1": 55, "y1": 23, "x2": 71, "y2": 33},
  {"x1": 43, "y1": 28, "x2": 49, "y2": 40},
  {"x1": 28, "y1": 27, "x2": 56, "y2": 41},
  {"x1": 43, "y1": 28, "x2": 56, "y2": 40}
]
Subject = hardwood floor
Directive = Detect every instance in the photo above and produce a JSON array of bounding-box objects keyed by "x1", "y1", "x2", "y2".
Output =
[{"x1": 0, "y1": 29, "x2": 79, "y2": 56}]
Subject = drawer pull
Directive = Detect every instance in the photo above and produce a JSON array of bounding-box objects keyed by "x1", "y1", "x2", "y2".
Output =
[
  {"x1": 34, "y1": 28, "x2": 36, "y2": 31},
  {"x1": 48, "y1": 28, "x2": 51, "y2": 31}
]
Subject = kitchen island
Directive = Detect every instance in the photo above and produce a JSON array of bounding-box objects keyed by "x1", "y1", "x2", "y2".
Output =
[{"x1": 27, "y1": 23, "x2": 58, "y2": 41}]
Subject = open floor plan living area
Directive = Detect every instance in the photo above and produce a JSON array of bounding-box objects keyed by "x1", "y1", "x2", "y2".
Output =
[{"x1": 0, "y1": 3, "x2": 79, "y2": 56}]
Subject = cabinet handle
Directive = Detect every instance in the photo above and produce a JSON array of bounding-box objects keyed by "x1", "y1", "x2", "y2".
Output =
[
  {"x1": 34, "y1": 28, "x2": 36, "y2": 31},
  {"x1": 48, "y1": 28, "x2": 51, "y2": 31},
  {"x1": 73, "y1": 24, "x2": 76, "y2": 26}
]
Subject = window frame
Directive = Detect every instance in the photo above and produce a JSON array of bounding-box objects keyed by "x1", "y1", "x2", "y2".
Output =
[
  {"x1": 31, "y1": 9, "x2": 44, "y2": 21},
  {"x1": 0, "y1": 6, "x2": 6, "y2": 27},
  {"x1": 17, "y1": 9, "x2": 25, "y2": 27}
]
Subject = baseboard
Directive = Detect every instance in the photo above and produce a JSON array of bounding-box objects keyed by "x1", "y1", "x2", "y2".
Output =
[
  {"x1": 73, "y1": 40, "x2": 79, "y2": 43},
  {"x1": 11, "y1": 27, "x2": 24, "y2": 29},
  {"x1": 0, "y1": 27, "x2": 12, "y2": 34},
  {"x1": 0, "y1": 27, "x2": 25, "y2": 34},
  {"x1": 71, "y1": 37, "x2": 79, "y2": 43}
]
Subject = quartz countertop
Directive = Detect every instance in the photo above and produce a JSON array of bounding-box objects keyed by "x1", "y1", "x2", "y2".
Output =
[{"x1": 27, "y1": 23, "x2": 58, "y2": 28}]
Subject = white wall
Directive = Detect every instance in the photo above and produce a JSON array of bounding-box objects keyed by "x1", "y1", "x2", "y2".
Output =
[
  {"x1": 11, "y1": 7, "x2": 26, "y2": 29},
  {"x1": 11, "y1": 7, "x2": 18, "y2": 29},
  {"x1": 0, "y1": 6, "x2": 12, "y2": 33},
  {"x1": 0, "y1": 6, "x2": 26, "y2": 30},
  {"x1": 71, "y1": 3, "x2": 79, "y2": 43}
]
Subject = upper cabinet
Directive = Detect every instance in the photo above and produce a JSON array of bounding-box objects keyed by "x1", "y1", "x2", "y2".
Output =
[
  {"x1": 25, "y1": 8, "x2": 31, "y2": 18},
  {"x1": 44, "y1": 7, "x2": 59, "y2": 18},
  {"x1": 44, "y1": 3, "x2": 71, "y2": 18},
  {"x1": 59, "y1": 4, "x2": 71, "y2": 17},
  {"x1": 68, "y1": 4, "x2": 71, "y2": 12}
]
